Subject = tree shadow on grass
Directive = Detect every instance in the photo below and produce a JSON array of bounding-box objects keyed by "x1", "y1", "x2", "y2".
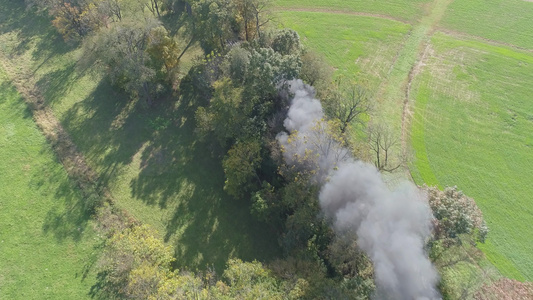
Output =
[
  {"x1": 35, "y1": 62, "x2": 79, "y2": 106},
  {"x1": 34, "y1": 146, "x2": 93, "y2": 243},
  {"x1": 0, "y1": 81, "x2": 33, "y2": 119},
  {"x1": 59, "y1": 79, "x2": 152, "y2": 185},
  {"x1": 0, "y1": 82, "x2": 91, "y2": 244},
  {"x1": 1, "y1": 0, "x2": 282, "y2": 272},
  {"x1": 0, "y1": 0, "x2": 76, "y2": 62},
  {"x1": 128, "y1": 92, "x2": 281, "y2": 272}
]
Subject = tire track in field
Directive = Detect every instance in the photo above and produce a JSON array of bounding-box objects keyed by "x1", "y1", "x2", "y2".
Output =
[
  {"x1": 274, "y1": 1, "x2": 451, "y2": 181},
  {"x1": 273, "y1": 7, "x2": 411, "y2": 24},
  {"x1": 438, "y1": 28, "x2": 533, "y2": 53},
  {"x1": 366, "y1": 0, "x2": 453, "y2": 179}
]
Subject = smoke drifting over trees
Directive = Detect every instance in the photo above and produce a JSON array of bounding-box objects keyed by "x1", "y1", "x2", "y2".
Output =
[{"x1": 277, "y1": 80, "x2": 440, "y2": 300}]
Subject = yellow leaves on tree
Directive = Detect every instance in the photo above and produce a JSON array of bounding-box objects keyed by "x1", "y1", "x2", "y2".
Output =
[
  {"x1": 147, "y1": 26, "x2": 180, "y2": 77},
  {"x1": 51, "y1": 2, "x2": 103, "y2": 41}
]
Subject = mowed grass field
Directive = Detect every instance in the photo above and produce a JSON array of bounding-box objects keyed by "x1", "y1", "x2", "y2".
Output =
[
  {"x1": 275, "y1": 0, "x2": 533, "y2": 282},
  {"x1": 410, "y1": 33, "x2": 533, "y2": 281},
  {"x1": 440, "y1": 0, "x2": 533, "y2": 49},
  {"x1": 0, "y1": 0, "x2": 279, "y2": 273},
  {"x1": 276, "y1": 12, "x2": 411, "y2": 91},
  {"x1": 0, "y1": 67, "x2": 99, "y2": 299},
  {"x1": 275, "y1": 0, "x2": 431, "y2": 22}
]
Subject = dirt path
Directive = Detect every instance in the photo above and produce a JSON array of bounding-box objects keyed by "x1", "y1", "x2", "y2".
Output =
[
  {"x1": 439, "y1": 28, "x2": 533, "y2": 52},
  {"x1": 402, "y1": 43, "x2": 431, "y2": 152},
  {"x1": 273, "y1": 7, "x2": 411, "y2": 24},
  {"x1": 359, "y1": 0, "x2": 453, "y2": 180},
  {"x1": 274, "y1": 0, "x2": 455, "y2": 183},
  {"x1": 275, "y1": 1, "x2": 532, "y2": 166}
]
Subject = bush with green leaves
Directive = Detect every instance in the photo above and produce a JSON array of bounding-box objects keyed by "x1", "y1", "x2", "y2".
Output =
[{"x1": 426, "y1": 186, "x2": 488, "y2": 243}]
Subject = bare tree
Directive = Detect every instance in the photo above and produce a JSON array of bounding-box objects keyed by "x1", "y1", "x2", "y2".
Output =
[
  {"x1": 325, "y1": 81, "x2": 370, "y2": 134},
  {"x1": 367, "y1": 124, "x2": 404, "y2": 172},
  {"x1": 250, "y1": 0, "x2": 272, "y2": 40},
  {"x1": 99, "y1": 0, "x2": 122, "y2": 21},
  {"x1": 235, "y1": 0, "x2": 272, "y2": 41}
]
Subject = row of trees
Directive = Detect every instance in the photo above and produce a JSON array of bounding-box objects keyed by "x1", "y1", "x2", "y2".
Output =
[
  {"x1": 95, "y1": 221, "x2": 302, "y2": 299},
  {"x1": 186, "y1": 24, "x2": 393, "y2": 298},
  {"x1": 26, "y1": 0, "x2": 274, "y2": 104},
  {"x1": 27, "y1": 0, "x2": 376, "y2": 297},
  {"x1": 94, "y1": 205, "x2": 371, "y2": 299},
  {"x1": 183, "y1": 22, "x2": 490, "y2": 298}
]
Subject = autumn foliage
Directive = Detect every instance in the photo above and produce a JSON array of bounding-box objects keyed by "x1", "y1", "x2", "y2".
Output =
[{"x1": 426, "y1": 185, "x2": 488, "y2": 243}]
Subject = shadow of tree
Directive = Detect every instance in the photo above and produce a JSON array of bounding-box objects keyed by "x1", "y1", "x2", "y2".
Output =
[
  {"x1": 128, "y1": 92, "x2": 281, "y2": 272},
  {"x1": 0, "y1": 0, "x2": 76, "y2": 62},
  {"x1": 60, "y1": 79, "x2": 153, "y2": 188},
  {"x1": 56, "y1": 71, "x2": 282, "y2": 272},
  {"x1": 0, "y1": 81, "x2": 33, "y2": 119},
  {"x1": 40, "y1": 172, "x2": 92, "y2": 243},
  {"x1": 0, "y1": 1, "x2": 103, "y2": 246},
  {"x1": 35, "y1": 62, "x2": 79, "y2": 106},
  {"x1": 0, "y1": 73, "x2": 91, "y2": 245}
]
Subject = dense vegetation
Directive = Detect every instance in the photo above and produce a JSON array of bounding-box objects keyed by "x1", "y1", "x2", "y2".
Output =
[{"x1": 1, "y1": 0, "x2": 532, "y2": 299}]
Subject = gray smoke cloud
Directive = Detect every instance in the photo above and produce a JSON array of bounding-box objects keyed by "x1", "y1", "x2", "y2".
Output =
[
  {"x1": 277, "y1": 82, "x2": 350, "y2": 183},
  {"x1": 277, "y1": 80, "x2": 440, "y2": 300}
]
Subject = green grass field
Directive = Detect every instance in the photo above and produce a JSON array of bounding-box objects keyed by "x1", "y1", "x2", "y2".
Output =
[
  {"x1": 0, "y1": 67, "x2": 99, "y2": 299},
  {"x1": 0, "y1": 0, "x2": 279, "y2": 273},
  {"x1": 410, "y1": 32, "x2": 533, "y2": 281},
  {"x1": 276, "y1": 12, "x2": 411, "y2": 91},
  {"x1": 274, "y1": 0, "x2": 431, "y2": 22},
  {"x1": 440, "y1": 0, "x2": 533, "y2": 49}
]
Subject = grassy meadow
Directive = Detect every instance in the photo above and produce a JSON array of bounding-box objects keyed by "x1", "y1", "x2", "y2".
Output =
[
  {"x1": 276, "y1": 12, "x2": 411, "y2": 91},
  {"x1": 274, "y1": 0, "x2": 432, "y2": 22},
  {"x1": 1, "y1": 0, "x2": 533, "y2": 296},
  {"x1": 0, "y1": 0, "x2": 279, "y2": 273},
  {"x1": 440, "y1": 0, "x2": 533, "y2": 49},
  {"x1": 0, "y1": 67, "x2": 99, "y2": 299},
  {"x1": 409, "y1": 32, "x2": 533, "y2": 281}
]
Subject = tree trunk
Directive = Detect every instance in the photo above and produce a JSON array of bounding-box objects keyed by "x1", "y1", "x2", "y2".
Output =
[
  {"x1": 178, "y1": 35, "x2": 195, "y2": 60},
  {"x1": 154, "y1": 0, "x2": 160, "y2": 17},
  {"x1": 143, "y1": 82, "x2": 153, "y2": 106},
  {"x1": 255, "y1": 9, "x2": 261, "y2": 40},
  {"x1": 244, "y1": 21, "x2": 249, "y2": 41},
  {"x1": 177, "y1": 3, "x2": 195, "y2": 60}
]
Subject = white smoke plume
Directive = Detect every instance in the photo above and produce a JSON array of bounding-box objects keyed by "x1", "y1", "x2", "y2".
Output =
[
  {"x1": 276, "y1": 82, "x2": 350, "y2": 183},
  {"x1": 277, "y1": 80, "x2": 440, "y2": 300}
]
